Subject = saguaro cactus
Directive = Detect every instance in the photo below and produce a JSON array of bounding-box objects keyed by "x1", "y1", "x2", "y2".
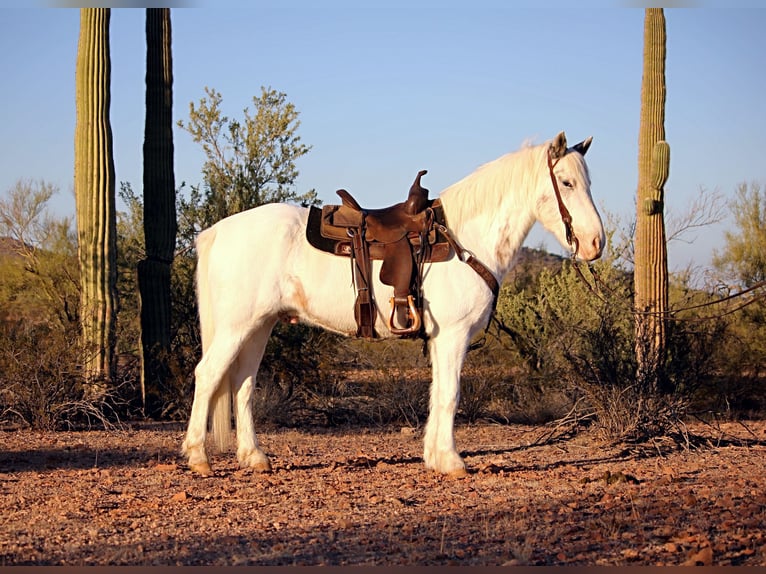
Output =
[
  {"x1": 138, "y1": 8, "x2": 177, "y2": 416},
  {"x1": 74, "y1": 8, "x2": 118, "y2": 390},
  {"x1": 634, "y1": 8, "x2": 671, "y2": 393}
]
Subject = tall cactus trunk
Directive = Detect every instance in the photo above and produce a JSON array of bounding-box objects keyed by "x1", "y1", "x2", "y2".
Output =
[
  {"x1": 634, "y1": 8, "x2": 671, "y2": 394},
  {"x1": 138, "y1": 8, "x2": 177, "y2": 417},
  {"x1": 74, "y1": 8, "x2": 118, "y2": 393}
]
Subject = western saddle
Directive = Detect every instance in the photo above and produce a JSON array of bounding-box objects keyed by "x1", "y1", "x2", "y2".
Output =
[{"x1": 305, "y1": 170, "x2": 451, "y2": 338}]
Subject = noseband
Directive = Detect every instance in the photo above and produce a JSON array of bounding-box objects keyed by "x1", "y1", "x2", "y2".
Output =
[{"x1": 546, "y1": 148, "x2": 579, "y2": 257}]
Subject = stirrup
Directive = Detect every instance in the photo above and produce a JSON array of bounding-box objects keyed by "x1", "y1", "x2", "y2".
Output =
[{"x1": 388, "y1": 295, "x2": 422, "y2": 336}]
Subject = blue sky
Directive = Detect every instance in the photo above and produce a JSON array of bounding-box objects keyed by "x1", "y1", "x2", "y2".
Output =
[{"x1": 1, "y1": 2, "x2": 764, "y2": 272}]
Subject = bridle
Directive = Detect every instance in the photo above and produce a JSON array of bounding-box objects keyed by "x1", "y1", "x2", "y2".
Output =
[
  {"x1": 546, "y1": 146, "x2": 580, "y2": 257},
  {"x1": 546, "y1": 145, "x2": 609, "y2": 303}
]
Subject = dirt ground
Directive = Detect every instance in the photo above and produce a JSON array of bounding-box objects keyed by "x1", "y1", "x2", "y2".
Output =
[{"x1": 1, "y1": 419, "x2": 765, "y2": 566}]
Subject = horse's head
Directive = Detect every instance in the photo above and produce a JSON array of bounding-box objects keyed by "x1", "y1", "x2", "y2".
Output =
[{"x1": 536, "y1": 131, "x2": 605, "y2": 262}]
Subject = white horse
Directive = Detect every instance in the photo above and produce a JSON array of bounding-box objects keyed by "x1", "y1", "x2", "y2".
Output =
[{"x1": 182, "y1": 131, "x2": 605, "y2": 477}]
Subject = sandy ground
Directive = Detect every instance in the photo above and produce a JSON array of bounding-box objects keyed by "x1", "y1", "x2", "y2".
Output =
[{"x1": 1, "y1": 419, "x2": 765, "y2": 566}]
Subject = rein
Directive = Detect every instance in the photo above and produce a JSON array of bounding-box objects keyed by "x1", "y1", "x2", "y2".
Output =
[
  {"x1": 546, "y1": 145, "x2": 766, "y2": 322},
  {"x1": 439, "y1": 224, "x2": 499, "y2": 351}
]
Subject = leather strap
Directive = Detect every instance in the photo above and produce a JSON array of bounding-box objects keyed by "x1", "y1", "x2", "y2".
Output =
[
  {"x1": 546, "y1": 148, "x2": 579, "y2": 255},
  {"x1": 435, "y1": 223, "x2": 500, "y2": 309},
  {"x1": 348, "y1": 226, "x2": 376, "y2": 338}
]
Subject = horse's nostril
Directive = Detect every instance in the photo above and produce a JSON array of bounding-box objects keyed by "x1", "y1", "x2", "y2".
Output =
[{"x1": 593, "y1": 235, "x2": 602, "y2": 253}]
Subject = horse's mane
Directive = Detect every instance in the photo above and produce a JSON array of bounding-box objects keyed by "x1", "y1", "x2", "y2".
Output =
[{"x1": 439, "y1": 141, "x2": 545, "y2": 230}]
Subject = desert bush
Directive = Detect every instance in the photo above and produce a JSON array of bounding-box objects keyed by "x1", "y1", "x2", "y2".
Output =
[
  {"x1": 0, "y1": 320, "x2": 127, "y2": 430},
  {"x1": 250, "y1": 322, "x2": 344, "y2": 425},
  {"x1": 461, "y1": 344, "x2": 574, "y2": 425},
  {"x1": 493, "y1": 257, "x2": 615, "y2": 424},
  {"x1": 675, "y1": 281, "x2": 766, "y2": 418},
  {"x1": 327, "y1": 338, "x2": 431, "y2": 427},
  {"x1": 492, "y1": 248, "x2": 737, "y2": 441}
]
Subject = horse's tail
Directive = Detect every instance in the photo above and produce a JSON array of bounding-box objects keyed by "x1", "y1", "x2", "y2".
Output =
[{"x1": 195, "y1": 226, "x2": 233, "y2": 454}]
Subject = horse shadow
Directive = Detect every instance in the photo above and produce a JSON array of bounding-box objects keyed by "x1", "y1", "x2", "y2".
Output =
[
  {"x1": 0, "y1": 425, "x2": 183, "y2": 474},
  {"x1": 264, "y1": 424, "x2": 609, "y2": 475},
  {"x1": 457, "y1": 422, "x2": 766, "y2": 476}
]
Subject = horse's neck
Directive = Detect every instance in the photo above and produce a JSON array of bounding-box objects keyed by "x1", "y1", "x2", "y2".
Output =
[{"x1": 439, "y1": 147, "x2": 541, "y2": 278}]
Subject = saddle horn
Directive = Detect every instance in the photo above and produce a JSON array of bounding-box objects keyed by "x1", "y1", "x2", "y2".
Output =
[{"x1": 405, "y1": 169, "x2": 429, "y2": 215}]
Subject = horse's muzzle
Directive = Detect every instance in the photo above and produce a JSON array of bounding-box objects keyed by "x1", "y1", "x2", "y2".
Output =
[{"x1": 576, "y1": 233, "x2": 604, "y2": 262}]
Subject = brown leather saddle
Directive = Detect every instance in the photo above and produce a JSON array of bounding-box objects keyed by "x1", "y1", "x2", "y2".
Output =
[{"x1": 306, "y1": 170, "x2": 452, "y2": 338}]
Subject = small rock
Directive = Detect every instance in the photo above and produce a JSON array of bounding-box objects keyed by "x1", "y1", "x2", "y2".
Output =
[
  {"x1": 683, "y1": 546, "x2": 713, "y2": 566},
  {"x1": 170, "y1": 490, "x2": 189, "y2": 502}
]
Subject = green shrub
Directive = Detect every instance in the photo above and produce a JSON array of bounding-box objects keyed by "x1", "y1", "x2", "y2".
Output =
[{"x1": 491, "y1": 250, "x2": 736, "y2": 441}]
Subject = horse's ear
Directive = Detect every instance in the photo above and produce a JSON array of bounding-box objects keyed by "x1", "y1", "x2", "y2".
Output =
[
  {"x1": 573, "y1": 136, "x2": 593, "y2": 156},
  {"x1": 550, "y1": 131, "x2": 567, "y2": 159}
]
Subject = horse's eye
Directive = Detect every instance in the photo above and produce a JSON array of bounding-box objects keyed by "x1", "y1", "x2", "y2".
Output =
[{"x1": 562, "y1": 179, "x2": 574, "y2": 189}]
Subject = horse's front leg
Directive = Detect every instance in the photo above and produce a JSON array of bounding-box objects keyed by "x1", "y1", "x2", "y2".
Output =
[
  {"x1": 423, "y1": 330, "x2": 470, "y2": 476},
  {"x1": 232, "y1": 323, "x2": 275, "y2": 472}
]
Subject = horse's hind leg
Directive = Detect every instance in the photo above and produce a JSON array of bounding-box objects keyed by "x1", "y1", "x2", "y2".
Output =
[
  {"x1": 182, "y1": 336, "x2": 241, "y2": 476},
  {"x1": 231, "y1": 320, "x2": 277, "y2": 471}
]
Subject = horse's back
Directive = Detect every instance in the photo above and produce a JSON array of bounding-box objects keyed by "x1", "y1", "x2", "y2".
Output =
[
  {"x1": 199, "y1": 203, "x2": 306, "y2": 265},
  {"x1": 202, "y1": 201, "x2": 304, "y2": 241}
]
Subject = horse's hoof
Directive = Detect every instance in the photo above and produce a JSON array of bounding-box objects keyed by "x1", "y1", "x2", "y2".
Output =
[
  {"x1": 447, "y1": 467, "x2": 469, "y2": 479},
  {"x1": 189, "y1": 461, "x2": 214, "y2": 476},
  {"x1": 239, "y1": 449, "x2": 272, "y2": 472},
  {"x1": 241, "y1": 459, "x2": 272, "y2": 473}
]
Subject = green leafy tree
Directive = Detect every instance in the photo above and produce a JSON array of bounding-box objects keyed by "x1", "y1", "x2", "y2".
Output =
[
  {"x1": 175, "y1": 85, "x2": 319, "y2": 341},
  {"x1": 0, "y1": 180, "x2": 79, "y2": 327},
  {"x1": 154, "y1": 87, "x2": 326, "y2": 421},
  {"x1": 711, "y1": 182, "x2": 766, "y2": 397},
  {"x1": 177, "y1": 85, "x2": 317, "y2": 236},
  {"x1": 713, "y1": 182, "x2": 766, "y2": 288},
  {"x1": 74, "y1": 8, "x2": 118, "y2": 391}
]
